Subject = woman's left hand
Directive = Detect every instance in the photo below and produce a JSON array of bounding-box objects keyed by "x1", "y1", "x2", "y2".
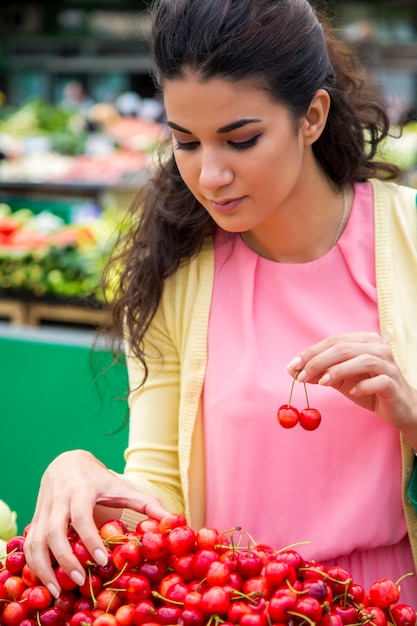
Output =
[{"x1": 286, "y1": 332, "x2": 417, "y2": 437}]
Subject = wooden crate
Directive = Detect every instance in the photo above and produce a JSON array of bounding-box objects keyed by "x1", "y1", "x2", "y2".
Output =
[
  {"x1": 26, "y1": 302, "x2": 108, "y2": 328},
  {"x1": 0, "y1": 298, "x2": 29, "y2": 325}
]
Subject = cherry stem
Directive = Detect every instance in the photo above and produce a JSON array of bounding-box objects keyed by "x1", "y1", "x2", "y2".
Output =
[
  {"x1": 395, "y1": 571, "x2": 414, "y2": 586},
  {"x1": 287, "y1": 372, "x2": 299, "y2": 406},
  {"x1": 277, "y1": 541, "x2": 310, "y2": 553},
  {"x1": 105, "y1": 589, "x2": 120, "y2": 613},
  {"x1": 104, "y1": 534, "x2": 135, "y2": 547},
  {"x1": 303, "y1": 382, "x2": 310, "y2": 408},
  {"x1": 152, "y1": 590, "x2": 184, "y2": 606},
  {"x1": 87, "y1": 567, "x2": 98, "y2": 610},
  {"x1": 288, "y1": 610, "x2": 316, "y2": 626},
  {"x1": 103, "y1": 561, "x2": 128, "y2": 587}
]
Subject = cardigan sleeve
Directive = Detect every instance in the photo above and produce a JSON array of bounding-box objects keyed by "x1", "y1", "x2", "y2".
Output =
[
  {"x1": 118, "y1": 240, "x2": 215, "y2": 530},
  {"x1": 119, "y1": 298, "x2": 185, "y2": 527}
]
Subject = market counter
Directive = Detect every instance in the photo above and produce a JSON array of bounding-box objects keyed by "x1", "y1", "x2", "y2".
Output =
[{"x1": 0, "y1": 324, "x2": 128, "y2": 532}]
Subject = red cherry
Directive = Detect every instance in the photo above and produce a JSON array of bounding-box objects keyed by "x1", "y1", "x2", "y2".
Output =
[
  {"x1": 5, "y1": 551, "x2": 26, "y2": 575},
  {"x1": 206, "y1": 561, "x2": 232, "y2": 586},
  {"x1": 99, "y1": 519, "x2": 127, "y2": 541},
  {"x1": 124, "y1": 573, "x2": 151, "y2": 604},
  {"x1": 359, "y1": 606, "x2": 388, "y2": 626},
  {"x1": 69, "y1": 610, "x2": 95, "y2": 626},
  {"x1": 27, "y1": 585, "x2": 54, "y2": 611},
  {"x1": 112, "y1": 539, "x2": 142, "y2": 571},
  {"x1": 136, "y1": 518, "x2": 160, "y2": 535},
  {"x1": 95, "y1": 588, "x2": 123, "y2": 613},
  {"x1": 72, "y1": 540, "x2": 94, "y2": 567},
  {"x1": 294, "y1": 596, "x2": 323, "y2": 623},
  {"x1": 4, "y1": 575, "x2": 26, "y2": 600},
  {"x1": 156, "y1": 605, "x2": 182, "y2": 625},
  {"x1": 267, "y1": 592, "x2": 297, "y2": 622},
  {"x1": 54, "y1": 590, "x2": 77, "y2": 615},
  {"x1": 237, "y1": 551, "x2": 263, "y2": 579},
  {"x1": 114, "y1": 604, "x2": 136, "y2": 626},
  {"x1": 196, "y1": 527, "x2": 223, "y2": 550},
  {"x1": 277, "y1": 405, "x2": 299, "y2": 428},
  {"x1": 3, "y1": 600, "x2": 29, "y2": 626},
  {"x1": 55, "y1": 566, "x2": 78, "y2": 591},
  {"x1": 326, "y1": 565, "x2": 353, "y2": 595},
  {"x1": 199, "y1": 586, "x2": 230, "y2": 616},
  {"x1": 165, "y1": 525, "x2": 196, "y2": 556},
  {"x1": 158, "y1": 572, "x2": 184, "y2": 597},
  {"x1": 390, "y1": 604, "x2": 417, "y2": 626},
  {"x1": 141, "y1": 530, "x2": 169, "y2": 561},
  {"x1": 264, "y1": 560, "x2": 292, "y2": 588},
  {"x1": 332, "y1": 605, "x2": 358, "y2": 625},
  {"x1": 91, "y1": 614, "x2": 118, "y2": 626},
  {"x1": 299, "y1": 407, "x2": 322, "y2": 430},
  {"x1": 79, "y1": 572, "x2": 103, "y2": 598},
  {"x1": 369, "y1": 577, "x2": 400, "y2": 608},
  {"x1": 38, "y1": 607, "x2": 67, "y2": 626},
  {"x1": 158, "y1": 513, "x2": 187, "y2": 534},
  {"x1": 181, "y1": 607, "x2": 205, "y2": 626},
  {"x1": 6, "y1": 536, "x2": 25, "y2": 553},
  {"x1": 137, "y1": 559, "x2": 166, "y2": 584},
  {"x1": 22, "y1": 564, "x2": 42, "y2": 587},
  {"x1": 132, "y1": 599, "x2": 157, "y2": 625},
  {"x1": 192, "y1": 548, "x2": 219, "y2": 579}
]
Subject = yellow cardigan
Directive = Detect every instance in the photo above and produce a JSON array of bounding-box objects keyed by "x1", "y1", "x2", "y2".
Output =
[{"x1": 120, "y1": 178, "x2": 417, "y2": 568}]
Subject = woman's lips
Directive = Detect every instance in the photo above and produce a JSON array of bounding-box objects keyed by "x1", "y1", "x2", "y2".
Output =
[{"x1": 208, "y1": 197, "x2": 245, "y2": 214}]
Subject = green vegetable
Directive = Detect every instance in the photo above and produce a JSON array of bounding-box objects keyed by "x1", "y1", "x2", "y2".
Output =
[{"x1": 0, "y1": 499, "x2": 17, "y2": 541}]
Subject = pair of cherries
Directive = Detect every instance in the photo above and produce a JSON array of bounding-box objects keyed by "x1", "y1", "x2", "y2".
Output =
[{"x1": 277, "y1": 372, "x2": 322, "y2": 431}]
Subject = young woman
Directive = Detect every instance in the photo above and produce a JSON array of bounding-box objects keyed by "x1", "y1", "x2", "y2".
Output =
[{"x1": 25, "y1": 0, "x2": 417, "y2": 604}]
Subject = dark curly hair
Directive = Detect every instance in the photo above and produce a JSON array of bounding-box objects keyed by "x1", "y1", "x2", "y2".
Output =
[{"x1": 103, "y1": 0, "x2": 399, "y2": 376}]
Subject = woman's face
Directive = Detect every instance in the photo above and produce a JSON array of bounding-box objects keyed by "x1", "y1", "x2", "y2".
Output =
[{"x1": 163, "y1": 73, "x2": 314, "y2": 233}]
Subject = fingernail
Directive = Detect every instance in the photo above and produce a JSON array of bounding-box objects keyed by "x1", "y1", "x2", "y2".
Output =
[
  {"x1": 297, "y1": 369, "x2": 307, "y2": 382},
  {"x1": 350, "y1": 386, "x2": 357, "y2": 396},
  {"x1": 70, "y1": 570, "x2": 86, "y2": 586},
  {"x1": 286, "y1": 356, "x2": 302, "y2": 370},
  {"x1": 382, "y1": 332, "x2": 391, "y2": 344},
  {"x1": 94, "y1": 549, "x2": 108, "y2": 566},
  {"x1": 47, "y1": 583, "x2": 60, "y2": 599},
  {"x1": 318, "y1": 373, "x2": 331, "y2": 386}
]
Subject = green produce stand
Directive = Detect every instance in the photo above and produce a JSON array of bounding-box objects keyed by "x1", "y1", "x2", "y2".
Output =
[{"x1": 0, "y1": 323, "x2": 129, "y2": 533}]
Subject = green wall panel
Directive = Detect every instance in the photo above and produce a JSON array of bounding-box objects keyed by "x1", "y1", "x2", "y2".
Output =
[{"x1": 0, "y1": 325, "x2": 128, "y2": 533}]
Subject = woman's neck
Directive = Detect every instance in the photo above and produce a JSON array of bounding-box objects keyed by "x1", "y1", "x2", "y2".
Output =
[{"x1": 241, "y1": 183, "x2": 353, "y2": 263}]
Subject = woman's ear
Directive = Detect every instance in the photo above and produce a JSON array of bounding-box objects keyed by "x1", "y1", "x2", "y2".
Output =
[{"x1": 302, "y1": 88, "x2": 331, "y2": 145}]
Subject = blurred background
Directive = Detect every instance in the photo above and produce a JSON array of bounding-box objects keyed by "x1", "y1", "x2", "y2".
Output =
[{"x1": 0, "y1": 0, "x2": 416, "y2": 533}]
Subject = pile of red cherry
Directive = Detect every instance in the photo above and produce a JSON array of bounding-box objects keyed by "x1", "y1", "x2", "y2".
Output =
[{"x1": 0, "y1": 514, "x2": 416, "y2": 626}]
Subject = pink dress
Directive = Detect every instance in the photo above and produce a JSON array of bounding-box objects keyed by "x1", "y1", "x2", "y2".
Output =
[{"x1": 203, "y1": 182, "x2": 417, "y2": 603}]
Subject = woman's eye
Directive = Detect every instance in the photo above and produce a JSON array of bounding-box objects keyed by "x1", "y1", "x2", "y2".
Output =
[
  {"x1": 229, "y1": 135, "x2": 261, "y2": 151},
  {"x1": 174, "y1": 140, "x2": 199, "y2": 151}
]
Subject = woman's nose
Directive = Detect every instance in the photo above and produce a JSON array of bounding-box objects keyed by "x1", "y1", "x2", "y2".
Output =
[{"x1": 199, "y1": 150, "x2": 234, "y2": 190}]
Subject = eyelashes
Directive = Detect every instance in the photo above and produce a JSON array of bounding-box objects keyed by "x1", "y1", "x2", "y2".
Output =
[{"x1": 174, "y1": 134, "x2": 261, "y2": 152}]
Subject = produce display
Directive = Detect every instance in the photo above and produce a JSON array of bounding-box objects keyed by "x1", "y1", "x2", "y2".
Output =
[
  {"x1": 0, "y1": 202, "x2": 119, "y2": 302},
  {"x1": 0, "y1": 514, "x2": 415, "y2": 626},
  {"x1": 0, "y1": 100, "x2": 165, "y2": 185}
]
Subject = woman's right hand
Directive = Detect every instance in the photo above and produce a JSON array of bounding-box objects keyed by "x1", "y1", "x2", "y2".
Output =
[{"x1": 23, "y1": 449, "x2": 169, "y2": 598}]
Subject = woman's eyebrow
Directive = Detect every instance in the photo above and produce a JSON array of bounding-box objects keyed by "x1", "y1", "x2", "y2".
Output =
[{"x1": 166, "y1": 118, "x2": 262, "y2": 135}]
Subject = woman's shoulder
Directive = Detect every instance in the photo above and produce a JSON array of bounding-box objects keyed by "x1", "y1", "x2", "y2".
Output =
[
  {"x1": 370, "y1": 178, "x2": 417, "y2": 227},
  {"x1": 370, "y1": 177, "x2": 417, "y2": 209}
]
